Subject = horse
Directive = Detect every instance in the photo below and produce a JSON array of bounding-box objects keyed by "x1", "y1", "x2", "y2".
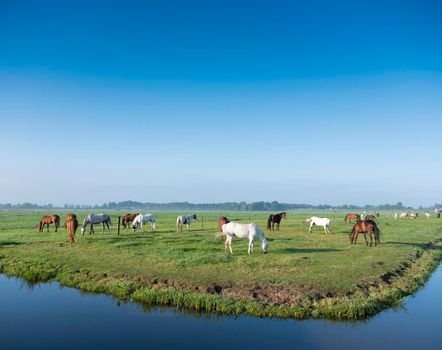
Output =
[
  {"x1": 38, "y1": 215, "x2": 60, "y2": 232},
  {"x1": 364, "y1": 214, "x2": 377, "y2": 221},
  {"x1": 221, "y1": 222, "x2": 268, "y2": 255},
  {"x1": 132, "y1": 214, "x2": 156, "y2": 232},
  {"x1": 349, "y1": 220, "x2": 380, "y2": 247},
  {"x1": 267, "y1": 212, "x2": 287, "y2": 231},
  {"x1": 218, "y1": 216, "x2": 230, "y2": 232},
  {"x1": 176, "y1": 214, "x2": 198, "y2": 232},
  {"x1": 399, "y1": 212, "x2": 408, "y2": 219},
  {"x1": 81, "y1": 214, "x2": 111, "y2": 235},
  {"x1": 122, "y1": 213, "x2": 139, "y2": 229},
  {"x1": 344, "y1": 213, "x2": 360, "y2": 223},
  {"x1": 305, "y1": 217, "x2": 331, "y2": 235},
  {"x1": 425, "y1": 212, "x2": 431, "y2": 219},
  {"x1": 64, "y1": 213, "x2": 78, "y2": 243}
]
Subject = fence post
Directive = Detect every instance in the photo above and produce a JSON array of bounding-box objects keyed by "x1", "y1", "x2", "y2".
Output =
[
  {"x1": 117, "y1": 216, "x2": 121, "y2": 235},
  {"x1": 202, "y1": 215, "x2": 204, "y2": 229}
]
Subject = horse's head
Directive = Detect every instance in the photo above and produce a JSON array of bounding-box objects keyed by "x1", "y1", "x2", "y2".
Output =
[
  {"x1": 193, "y1": 214, "x2": 198, "y2": 221},
  {"x1": 80, "y1": 227, "x2": 85, "y2": 235},
  {"x1": 262, "y1": 239, "x2": 269, "y2": 254},
  {"x1": 282, "y1": 212, "x2": 287, "y2": 219},
  {"x1": 304, "y1": 218, "x2": 311, "y2": 223}
]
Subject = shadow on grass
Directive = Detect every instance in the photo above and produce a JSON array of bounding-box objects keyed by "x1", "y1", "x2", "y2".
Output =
[
  {"x1": 281, "y1": 247, "x2": 343, "y2": 253},
  {"x1": 388, "y1": 241, "x2": 442, "y2": 250},
  {"x1": 0, "y1": 241, "x2": 24, "y2": 246}
]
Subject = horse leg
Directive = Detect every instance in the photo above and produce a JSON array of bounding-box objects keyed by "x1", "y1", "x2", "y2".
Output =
[
  {"x1": 309, "y1": 223, "x2": 313, "y2": 233},
  {"x1": 326, "y1": 225, "x2": 331, "y2": 235},
  {"x1": 90, "y1": 224, "x2": 94, "y2": 235},
  {"x1": 363, "y1": 233, "x2": 368, "y2": 246},
  {"x1": 353, "y1": 233, "x2": 358, "y2": 244},
  {"x1": 323, "y1": 225, "x2": 328, "y2": 235},
  {"x1": 248, "y1": 239, "x2": 254, "y2": 255}
]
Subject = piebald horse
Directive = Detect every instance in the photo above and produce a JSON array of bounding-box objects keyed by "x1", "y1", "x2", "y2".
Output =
[
  {"x1": 305, "y1": 217, "x2": 332, "y2": 235},
  {"x1": 122, "y1": 213, "x2": 139, "y2": 229},
  {"x1": 38, "y1": 215, "x2": 60, "y2": 232},
  {"x1": 64, "y1": 213, "x2": 78, "y2": 243},
  {"x1": 267, "y1": 212, "x2": 287, "y2": 231},
  {"x1": 132, "y1": 214, "x2": 157, "y2": 232},
  {"x1": 221, "y1": 222, "x2": 269, "y2": 255},
  {"x1": 81, "y1": 214, "x2": 112, "y2": 235},
  {"x1": 176, "y1": 214, "x2": 198, "y2": 232}
]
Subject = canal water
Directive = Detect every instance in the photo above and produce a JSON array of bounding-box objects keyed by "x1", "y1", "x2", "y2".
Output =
[{"x1": 1, "y1": 266, "x2": 442, "y2": 350}]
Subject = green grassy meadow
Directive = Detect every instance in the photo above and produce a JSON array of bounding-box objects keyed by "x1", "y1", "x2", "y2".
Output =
[{"x1": 1, "y1": 210, "x2": 442, "y2": 320}]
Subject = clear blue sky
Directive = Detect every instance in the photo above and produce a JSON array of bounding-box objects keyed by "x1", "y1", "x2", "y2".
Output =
[{"x1": 0, "y1": 0, "x2": 441, "y2": 206}]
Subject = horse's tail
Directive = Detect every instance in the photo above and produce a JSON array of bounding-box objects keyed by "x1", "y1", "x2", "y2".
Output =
[
  {"x1": 108, "y1": 216, "x2": 112, "y2": 226},
  {"x1": 176, "y1": 216, "x2": 181, "y2": 231},
  {"x1": 55, "y1": 215, "x2": 60, "y2": 228},
  {"x1": 373, "y1": 222, "x2": 381, "y2": 243},
  {"x1": 267, "y1": 215, "x2": 272, "y2": 229}
]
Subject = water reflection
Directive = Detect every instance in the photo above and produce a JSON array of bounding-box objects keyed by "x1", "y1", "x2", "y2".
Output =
[{"x1": 1, "y1": 267, "x2": 442, "y2": 350}]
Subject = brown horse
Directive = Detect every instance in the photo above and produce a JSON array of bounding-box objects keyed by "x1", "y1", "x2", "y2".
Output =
[
  {"x1": 218, "y1": 216, "x2": 230, "y2": 232},
  {"x1": 122, "y1": 213, "x2": 139, "y2": 229},
  {"x1": 64, "y1": 213, "x2": 78, "y2": 243},
  {"x1": 38, "y1": 215, "x2": 60, "y2": 232},
  {"x1": 349, "y1": 220, "x2": 380, "y2": 247},
  {"x1": 344, "y1": 213, "x2": 360, "y2": 223},
  {"x1": 365, "y1": 214, "x2": 377, "y2": 221},
  {"x1": 267, "y1": 212, "x2": 287, "y2": 231}
]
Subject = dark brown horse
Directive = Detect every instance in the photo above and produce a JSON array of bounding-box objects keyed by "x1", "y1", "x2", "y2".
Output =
[
  {"x1": 218, "y1": 216, "x2": 230, "y2": 232},
  {"x1": 122, "y1": 213, "x2": 139, "y2": 229},
  {"x1": 344, "y1": 213, "x2": 360, "y2": 223},
  {"x1": 267, "y1": 212, "x2": 287, "y2": 231},
  {"x1": 64, "y1": 213, "x2": 78, "y2": 243},
  {"x1": 38, "y1": 215, "x2": 60, "y2": 232},
  {"x1": 349, "y1": 220, "x2": 380, "y2": 247},
  {"x1": 364, "y1": 214, "x2": 377, "y2": 221}
]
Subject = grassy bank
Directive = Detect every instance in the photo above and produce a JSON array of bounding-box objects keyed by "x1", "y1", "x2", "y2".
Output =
[{"x1": 1, "y1": 210, "x2": 441, "y2": 320}]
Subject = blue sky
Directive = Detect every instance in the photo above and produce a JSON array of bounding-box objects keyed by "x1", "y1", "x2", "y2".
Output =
[{"x1": 0, "y1": 0, "x2": 441, "y2": 206}]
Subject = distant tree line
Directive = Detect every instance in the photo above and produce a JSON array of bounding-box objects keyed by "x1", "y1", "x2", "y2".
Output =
[{"x1": 0, "y1": 201, "x2": 430, "y2": 211}]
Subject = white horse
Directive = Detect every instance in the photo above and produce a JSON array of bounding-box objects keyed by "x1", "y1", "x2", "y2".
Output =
[
  {"x1": 394, "y1": 213, "x2": 398, "y2": 220},
  {"x1": 425, "y1": 212, "x2": 431, "y2": 219},
  {"x1": 435, "y1": 208, "x2": 442, "y2": 214},
  {"x1": 132, "y1": 214, "x2": 156, "y2": 232},
  {"x1": 399, "y1": 212, "x2": 408, "y2": 219},
  {"x1": 305, "y1": 216, "x2": 331, "y2": 235},
  {"x1": 221, "y1": 222, "x2": 268, "y2": 255},
  {"x1": 81, "y1": 214, "x2": 111, "y2": 235},
  {"x1": 176, "y1": 214, "x2": 198, "y2": 232}
]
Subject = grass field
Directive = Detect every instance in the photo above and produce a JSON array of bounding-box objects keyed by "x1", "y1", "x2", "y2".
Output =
[{"x1": 1, "y1": 210, "x2": 442, "y2": 320}]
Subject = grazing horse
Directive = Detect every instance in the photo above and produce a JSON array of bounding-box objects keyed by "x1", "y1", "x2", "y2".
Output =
[
  {"x1": 81, "y1": 214, "x2": 111, "y2": 235},
  {"x1": 38, "y1": 215, "x2": 60, "y2": 232},
  {"x1": 218, "y1": 216, "x2": 230, "y2": 232},
  {"x1": 364, "y1": 214, "x2": 377, "y2": 221},
  {"x1": 344, "y1": 213, "x2": 360, "y2": 223},
  {"x1": 122, "y1": 213, "x2": 139, "y2": 229},
  {"x1": 221, "y1": 222, "x2": 269, "y2": 255},
  {"x1": 176, "y1": 214, "x2": 198, "y2": 232},
  {"x1": 132, "y1": 214, "x2": 156, "y2": 232},
  {"x1": 305, "y1": 217, "x2": 331, "y2": 235},
  {"x1": 349, "y1": 220, "x2": 380, "y2": 247},
  {"x1": 267, "y1": 212, "x2": 287, "y2": 231},
  {"x1": 64, "y1": 213, "x2": 78, "y2": 243}
]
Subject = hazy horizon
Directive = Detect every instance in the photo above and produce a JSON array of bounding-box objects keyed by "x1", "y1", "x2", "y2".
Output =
[{"x1": 1, "y1": 1, "x2": 441, "y2": 207}]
